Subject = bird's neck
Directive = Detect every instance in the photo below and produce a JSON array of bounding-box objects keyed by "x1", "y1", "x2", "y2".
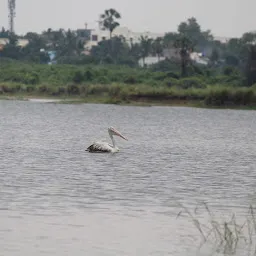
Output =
[{"x1": 109, "y1": 133, "x2": 116, "y2": 148}]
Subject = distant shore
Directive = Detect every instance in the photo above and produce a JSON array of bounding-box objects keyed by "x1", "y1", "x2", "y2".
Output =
[
  {"x1": 1, "y1": 94, "x2": 256, "y2": 110},
  {"x1": 0, "y1": 62, "x2": 255, "y2": 110}
]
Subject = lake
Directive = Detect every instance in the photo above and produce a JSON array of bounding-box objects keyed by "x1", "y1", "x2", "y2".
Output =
[{"x1": 0, "y1": 99, "x2": 255, "y2": 256}]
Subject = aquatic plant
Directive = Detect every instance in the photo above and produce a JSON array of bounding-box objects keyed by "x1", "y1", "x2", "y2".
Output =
[{"x1": 176, "y1": 202, "x2": 256, "y2": 255}]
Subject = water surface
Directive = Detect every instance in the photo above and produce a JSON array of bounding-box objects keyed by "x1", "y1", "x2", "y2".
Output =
[{"x1": 0, "y1": 100, "x2": 255, "y2": 255}]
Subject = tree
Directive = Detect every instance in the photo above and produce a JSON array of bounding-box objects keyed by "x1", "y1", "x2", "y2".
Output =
[
  {"x1": 43, "y1": 29, "x2": 66, "y2": 51},
  {"x1": 0, "y1": 27, "x2": 9, "y2": 38},
  {"x1": 152, "y1": 37, "x2": 164, "y2": 61},
  {"x1": 52, "y1": 29, "x2": 85, "y2": 58},
  {"x1": 210, "y1": 48, "x2": 219, "y2": 65},
  {"x1": 22, "y1": 32, "x2": 48, "y2": 62},
  {"x1": 139, "y1": 36, "x2": 152, "y2": 67},
  {"x1": 129, "y1": 41, "x2": 141, "y2": 61},
  {"x1": 226, "y1": 38, "x2": 242, "y2": 54},
  {"x1": 1, "y1": 33, "x2": 22, "y2": 59},
  {"x1": 163, "y1": 32, "x2": 179, "y2": 48},
  {"x1": 241, "y1": 32, "x2": 256, "y2": 45},
  {"x1": 245, "y1": 44, "x2": 256, "y2": 86},
  {"x1": 100, "y1": 8, "x2": 121, "y2": 38},
  {"x1": 174, "y1": 36, "x2": 193, "y2": 77},
  {"x1": 178, "y1": 17, "x2": 213, "y2": 48},
  {"x1": 90, "y1": 36, "x2": 132, "y2": 65}
]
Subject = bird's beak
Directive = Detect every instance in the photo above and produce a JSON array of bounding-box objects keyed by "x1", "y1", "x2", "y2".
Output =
[
  {"x1": 120, "y1": 134, "x2": 128, "y2": 141},
  {"x1": 115, "y1": 130, "x2": 128, "y2": 141}
]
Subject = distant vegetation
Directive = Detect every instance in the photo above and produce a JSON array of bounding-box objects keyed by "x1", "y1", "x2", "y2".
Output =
[{"x1": 0, "y1": 10, "x2": 256, "y2": 108}]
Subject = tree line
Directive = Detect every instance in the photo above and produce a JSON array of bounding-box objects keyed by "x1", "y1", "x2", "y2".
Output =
[{"x1": 0, "y1": 8, "x2": 256, "y2": 86}]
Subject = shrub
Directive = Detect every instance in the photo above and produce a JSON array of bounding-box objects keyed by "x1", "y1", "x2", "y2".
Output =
[
  {"x1": 38, "y1": 85, "x2": 49, "y2": 93},
  {"x1": 84, "y1": 70, "x2": 93, "y2": 81},
  {"x1": 67, "y1": 84, "x2": 80, "y2": 95},
  {"x1": 205, "y1": 89, "x2": 230, "y2": 106},
  {"x1": 124, "y1": 76, "x2": 139, "y2": 84},
  {"x1": 109, "y1": 84, "x2": 122, "y2": 97},
  {"x1": 151, "y1": 72, "x2": 166, "y2": 80},
  {"x1": 57, "y1": 87, "x2": 66, "y2": 95},
  {"x1": 179, "y1": 77, "x2": 206, "y2": 89},
  {"x1": 205, "y1": 88, "x2": 256, "y2": 106},
  {"x1": 24, "y1": 72, "x2": 40, "y2": 85},
  {"x1": 223, "y1": 66, "x2": 236, "y2": 76},
  {"x1": 26, "y1": 86, "x2": 35, "y2": 92},
  {"x1": 86, "y1": 84, "x2": 107, "y2": 95},
  {"x1": 0, "y1": 85, "x2": 12, "y2": 93},
  {"x1": 72, "y1": 71, "x2": 84, "y2": 83},
  {"x1": 166, "y1": 71, "x2": 180, "y2": 79},
  {"x1": 96, "y1": 76, "x2": 110, "y2": 84},
  {"x1": 163, "y1": 77, "x2": 179, "y2": 87},
  {"x1": 233, "y1": 89, "x2": 255, "y2": 105}
]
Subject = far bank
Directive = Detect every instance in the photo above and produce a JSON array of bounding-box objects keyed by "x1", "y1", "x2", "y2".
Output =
[{"x1": 0, "y1": 86, "x2": 256, "y2": 111}]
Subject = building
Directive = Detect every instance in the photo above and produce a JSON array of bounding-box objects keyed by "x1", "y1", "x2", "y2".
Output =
[
  {"x1": 81, "y1": 26, "x2": 165, "y2": 50},
  {"x1": 213, "y1": 36, "x2": 230, "y2": 44},
  {"x1": 0, "y1": 38, "x2": 29, "y2": 50}
]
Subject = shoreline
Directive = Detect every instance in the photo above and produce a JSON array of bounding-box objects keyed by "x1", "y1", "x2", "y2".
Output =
[
  {"x1": 1, "y1": 94, "x2": 255, "y2": 110},
  {"x1": 0, "y1": 61, "x2": 255, "y2": 111}
]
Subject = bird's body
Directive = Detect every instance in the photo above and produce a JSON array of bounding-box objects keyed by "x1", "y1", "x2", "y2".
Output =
[
  {"x1": 86, "y1": 127, "x2": 127, "y2": 153},
  {"x1": 86, "y1": 141, "x2": 119, "y2": 153}
]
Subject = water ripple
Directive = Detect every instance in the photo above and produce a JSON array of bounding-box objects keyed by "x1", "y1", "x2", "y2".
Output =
[{"x1": 0, "y1": 100, "x2": 255, "y2": 256}]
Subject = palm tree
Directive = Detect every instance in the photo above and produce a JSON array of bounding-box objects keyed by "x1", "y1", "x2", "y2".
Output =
[{"x1": 99, "y1": 8, "x2": 121, "y2": 38}]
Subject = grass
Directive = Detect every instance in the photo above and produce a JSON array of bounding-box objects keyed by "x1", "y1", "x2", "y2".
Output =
[
  {"x1": 0, "y1": 61, "x2": 255, "y2": 109},
  {"x1": 177, "y1": 202, "x2": 256, "y2": 255},
  {"x1": 0, "y1": 82, "x2": 255, "y2": 109}
]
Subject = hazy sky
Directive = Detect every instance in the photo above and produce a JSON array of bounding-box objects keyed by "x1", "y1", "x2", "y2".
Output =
[{"x1": 0, "y1": 0, "x2": 255, "y2": 38}]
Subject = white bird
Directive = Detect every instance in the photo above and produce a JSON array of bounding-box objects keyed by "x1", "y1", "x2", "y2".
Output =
[{"x1": 86, "y1": 127, "x2": 128, "y2": 153}]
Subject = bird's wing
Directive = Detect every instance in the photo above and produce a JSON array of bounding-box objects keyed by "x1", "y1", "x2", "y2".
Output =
[{"x1": 86, "y1": 141, "x2": 113, "y2": 153}]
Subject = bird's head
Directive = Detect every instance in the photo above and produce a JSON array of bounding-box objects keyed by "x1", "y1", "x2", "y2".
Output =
[{"x1": 108, "y1": 127, "x2": 128, "y2": 141}]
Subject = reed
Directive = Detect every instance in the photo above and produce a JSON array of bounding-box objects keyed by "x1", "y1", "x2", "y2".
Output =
[{"x1": 176, "y1": 202, "x2": 256, "y2": 255}]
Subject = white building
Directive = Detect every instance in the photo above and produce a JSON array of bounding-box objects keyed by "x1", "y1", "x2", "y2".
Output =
[
  {"x1": 0, "y1": 38, "x2": 29, "y2": 48},
  {"x1": 84, "y1": 26, "x2": 165, "y2": 50},
  {"x1": 213, "y1": 36, "x2": 230, "y2": 44}
]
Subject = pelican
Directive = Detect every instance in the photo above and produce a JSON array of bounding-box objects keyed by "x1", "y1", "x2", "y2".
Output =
[{"x1": 86, "y1": 127, "x2": 128, "y2": 153}]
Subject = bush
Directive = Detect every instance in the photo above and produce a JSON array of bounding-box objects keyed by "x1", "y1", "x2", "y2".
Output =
[
  {"x1": 57, "y1": 87, "x2": 66, "y2": 95},
  {"x1": 84, "y1": 70, "x2": 93, "y2": 81},
  {"x1": 233, "y1": 89, "x2": 255, "y2": 105},
  {"x1": 152, "y1": 72, "x2": 168, "y2": 81},
  {"x1": 124, "y1": 76, "x2": 140, "y2": 84},
  {"x1": 24, "y1": 72, "x2": 40, "y2": 85},
  {"x1": 109, "y1": 86, "x2": 121, "y2": 97},
  {"x1": 205, "y1": 89, "x2": 230, "y2": 106},
  {"x1": 72, "y1": 71, "x2": 84, "y2": 83},
  {"x1": 0, "y1": 85, "x2": 14, "y2": 93},
  {"x1": 163, "y1": 77, "x2": 179, "y2": 87},
  {"x1": 150, "y1": 59, "x2": 180, "y2": 72},
  {"x1": 205, "y1": 88, "x2": 256, "y2": 106},
  {"x1": 67, "y1": 84, "x2": 80, "y2": 95},
  {"x1": 166, "y1": 71, "x2": 180, "y2": 79},
  {"x1": 26, "y1": 86, "x2": 35, "y2": 92},
  {"x1": 96, "y1": 76, "x2": 110, "y2": 84},
  {"x1": 38, "y1": 85, "x2": 48, "y2": 93},
  {"x1": 223, "y1": 66, "x2": 236, "y2": 76},
  {"x1": 179, "y1": 77, "x2": 206, "y2": 89}
]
